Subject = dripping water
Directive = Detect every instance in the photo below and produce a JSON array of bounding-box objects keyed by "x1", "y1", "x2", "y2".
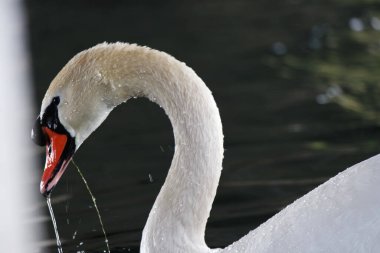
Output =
[
  {"x1": 47, "y1": 197, "x2": 64, "y2": 253},
  {"x1": 72, "y1": 159, "x2": 111, "y2": 253}
]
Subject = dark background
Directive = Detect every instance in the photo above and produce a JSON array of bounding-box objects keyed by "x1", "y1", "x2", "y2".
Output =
[{"x1": 26, "y1": 0, "x2": 380, "y2": 252}]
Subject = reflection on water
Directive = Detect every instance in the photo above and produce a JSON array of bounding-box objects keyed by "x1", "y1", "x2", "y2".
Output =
[{"x1": 26, "y1": 0, "x2": 380, "y2": 252}]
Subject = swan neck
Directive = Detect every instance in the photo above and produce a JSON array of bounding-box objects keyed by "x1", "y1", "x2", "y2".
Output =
[
  {"x1": 60, "y1": 44, "x2": 225, "y2": 252},
  {"x1": 110, "y1": 48, "x2": 224, "y2": 252}
]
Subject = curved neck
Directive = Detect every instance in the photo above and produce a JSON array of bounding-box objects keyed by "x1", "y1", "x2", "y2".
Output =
[
  {"x1": 143, "y1": 64, "x2": 223, "y2": 252},
  {"x1": 105, "y1": 45, "x2": 224, "y2": 252},
  {"x1": 143, "y1": 83, "x2": 223, "y2": 251}
]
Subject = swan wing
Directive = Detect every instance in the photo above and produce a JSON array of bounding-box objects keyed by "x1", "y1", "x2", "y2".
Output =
[{"x1": 220, "y1": 154, "x2": 380, "y2": 253}]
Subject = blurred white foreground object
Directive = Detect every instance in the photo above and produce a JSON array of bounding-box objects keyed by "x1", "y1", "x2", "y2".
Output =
[{"x1": 0, "y1": 0, "x2": 43, "y2": 252}]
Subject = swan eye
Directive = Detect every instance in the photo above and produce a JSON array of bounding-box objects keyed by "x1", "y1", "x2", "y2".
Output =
[
  {"x1": 32, "y1": 96, "x2": 64, "y2": 146},
  {"x1": 42, "y1": 96, "x2": 61, "y2": 131},
  {"x1": 52, "y1": 96, "x2": 60, "y2": 105}
]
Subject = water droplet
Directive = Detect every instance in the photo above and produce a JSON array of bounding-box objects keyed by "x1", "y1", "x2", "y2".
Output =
[
  {"x1": 148, "y1": 174, "x2": 154, "y2": 183},
  {"x1": 72, "y1": 230, "x2": 77, "y2": 239}
]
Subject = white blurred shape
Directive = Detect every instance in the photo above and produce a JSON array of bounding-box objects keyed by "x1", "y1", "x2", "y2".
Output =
[
  {"x1": 349, "y1": 17, "x2": 364, "y2": 32},
  {"x1": 0, "y1": 0, "x2": 43, "y2": 252},
  {"x1": 370, "y1": 17, "x2": 380, "y2": 31}
]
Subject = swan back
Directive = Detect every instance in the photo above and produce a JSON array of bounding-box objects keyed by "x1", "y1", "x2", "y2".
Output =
[{"x1": 222, "y1": 154, "x2": 380, "y2": 253}]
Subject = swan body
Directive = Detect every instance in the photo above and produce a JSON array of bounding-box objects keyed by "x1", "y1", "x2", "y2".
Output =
[
  {"x1": 34, "y1": 42, "x2": 380, "y2": 252},
  {"x1": 223, "y1": 154, "x2": 380, "y2": 252}
]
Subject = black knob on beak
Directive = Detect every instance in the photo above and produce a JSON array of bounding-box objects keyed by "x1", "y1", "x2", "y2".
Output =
[{"x1": 31, "y1": 116, "x2": 47, "y2": 146}]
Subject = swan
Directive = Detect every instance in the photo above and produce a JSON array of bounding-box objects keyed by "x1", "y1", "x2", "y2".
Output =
[{"x1": 32, "y1": 42, "x2": 380, "y2": 253}]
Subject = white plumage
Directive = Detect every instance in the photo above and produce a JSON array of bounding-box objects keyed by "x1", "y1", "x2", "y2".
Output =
[{"x1": 39, "y1": 42, "x2": 380, "y2": 253}]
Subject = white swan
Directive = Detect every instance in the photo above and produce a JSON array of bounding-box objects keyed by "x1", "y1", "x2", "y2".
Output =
[{"x1": 32, "y1": 42, "x2": 380, "y2": 253}]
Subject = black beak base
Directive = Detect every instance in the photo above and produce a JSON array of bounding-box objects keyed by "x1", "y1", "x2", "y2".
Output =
[{"x1": 31, "y1": 116, "x2": 47, "y2": 146}]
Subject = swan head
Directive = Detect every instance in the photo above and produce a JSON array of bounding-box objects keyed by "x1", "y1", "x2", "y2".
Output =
[
  {"x1": 32, "y1": 46, "x2": 120, "y2": 197},
  {"x1": 32, "y1": 96, "x2": 76, "y2": 197}
]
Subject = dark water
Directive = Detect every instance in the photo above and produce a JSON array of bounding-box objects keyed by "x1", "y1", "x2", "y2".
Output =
[{"x1": 26, "y1": 1, "x2": 380, "y2": 252}]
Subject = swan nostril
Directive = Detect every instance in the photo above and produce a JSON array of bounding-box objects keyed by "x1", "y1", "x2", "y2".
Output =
[{"x1": 48, "y1": 145, "x2": 52, "y2": 156}]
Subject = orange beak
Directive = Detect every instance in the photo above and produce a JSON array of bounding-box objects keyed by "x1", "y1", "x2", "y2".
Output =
[{"x1": 40, "y1": 127, "x2": 75, "y2": 197}]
